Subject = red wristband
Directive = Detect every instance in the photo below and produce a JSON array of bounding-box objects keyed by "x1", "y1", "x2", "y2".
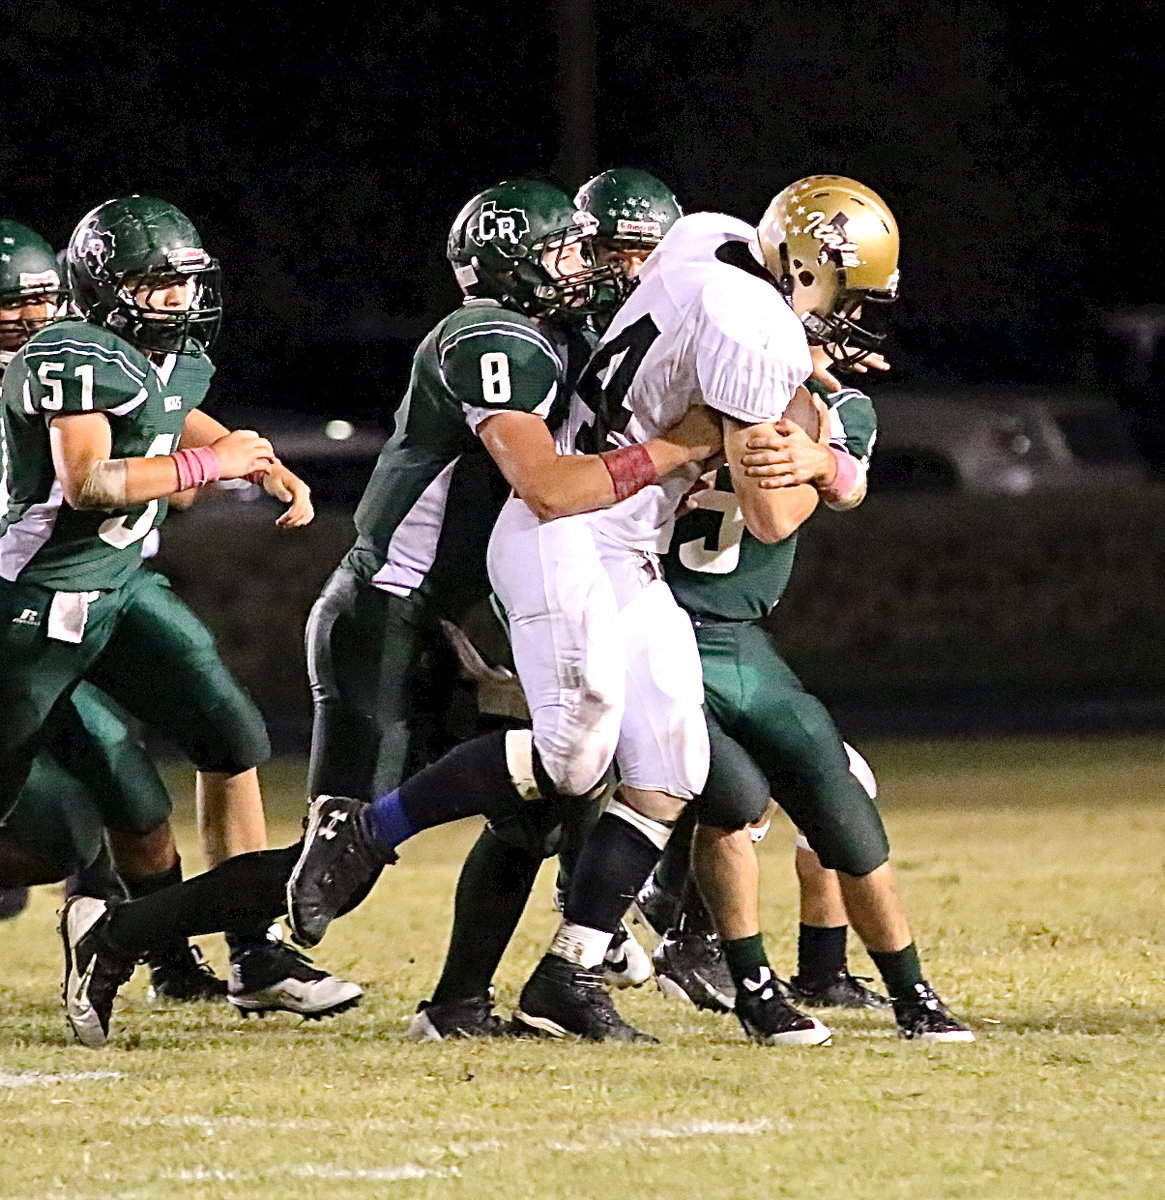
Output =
[
  {"x1": 819, "y1": 447, "x2": 858, "y2": 503},
  {"x1": 600, "y1": 444, "x2": 659, "y2": 503},
  {"x1": 172, "y1": 446, "x2": 222, "y2": 491}
]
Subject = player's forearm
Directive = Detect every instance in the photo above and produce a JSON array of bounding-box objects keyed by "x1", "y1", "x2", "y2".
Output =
[
  {"x1": 522, "y1": 436, "x2": 713, "y2": 521},
  {"x1": 72, "y1": 454, "x2": 187, "y2": 509},
  {"x1": 179, "y1": 408, "x2": 231, "y2": 448},
  {"x1": 735, "y1": 481, "x2": 818, "y2": 543},
  {"x1": 516, "y1": 455, "x2": 618, "y2": 521}
]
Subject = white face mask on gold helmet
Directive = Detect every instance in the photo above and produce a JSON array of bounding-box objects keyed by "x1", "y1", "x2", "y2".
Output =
[{"x1": 757, "y1": 175, "x2": 899, "y2": 365}]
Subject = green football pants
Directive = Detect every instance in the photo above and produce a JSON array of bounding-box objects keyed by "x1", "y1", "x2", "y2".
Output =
[
  {"x1": 0, "y1": 569, "x2": 269, "y2": 821},
  {"x1": 694, "y1": 619, "x2": 890, "y2": 876},
  {"x1": 305, "y1": 566, "x2": 458, "y2": 800},
  {"x1": 0, "y1": 682, "x2": 174, "y2": 880}
]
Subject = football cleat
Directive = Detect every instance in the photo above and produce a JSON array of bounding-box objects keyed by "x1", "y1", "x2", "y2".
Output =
[
  {"x1": 735, "y1": 967, "x2": 832, "y2": 1046},
  {"x1": 407, "y1": 993, "x2": 516, "y2": 1041},
  {"x1": 631, "y1": 876, "x2": 681, "y2": 938},
  {"x1": 286, "y1": 795, "x2": 389, "y2": 948},
  {"x1": 64, "y1": 842, "x2": 127, "y2": 904},
  {"x1": 60, "y1": 896, "x2": 136, "y2": 1048},
  {"x1": 652, "y1": 931, "x2": 736, "y2": 1013},
  {"x1": 603, "y1": 920, "x2": 653, "y2": 988},
  {"x1": 228, "y1": 940, "x2": 362, "y2": 1019},
  {"x1": 514, "y1": 953, "x2": 657, "y2": 1042},
  {"x1": 893, "y1": 983, "x2": 975, "y2": 1042},
  {"x1": 0, "y1": 884, "x2": 30, "y2": 920},
  {"x1": 146, "y1": 941, "x2": 228, "y2": 1002},
  {"x1": 786, "y1": 970, "x2": 891, "y2": 1010}
]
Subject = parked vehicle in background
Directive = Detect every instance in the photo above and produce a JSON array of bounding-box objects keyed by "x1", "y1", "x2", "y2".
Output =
[{"x1": 869, "y1": 387, "x2": 1150, "y2": 494}]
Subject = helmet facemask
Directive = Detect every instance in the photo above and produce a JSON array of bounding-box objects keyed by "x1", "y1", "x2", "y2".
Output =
[
  {"x1": 110, "y1": 257, "x2": 222, "y2": 355},
  {"x1": 790, "y1": 250, "x2": 896, "y2": 366},
  {"x1": 501, "y1": 216, "x2": 622, "y2": 322}
]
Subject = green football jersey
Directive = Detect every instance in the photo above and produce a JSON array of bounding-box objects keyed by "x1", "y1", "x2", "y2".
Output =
[
  {"x1": 345, "y1": 299, "x2": 590, "y2": 618},
  {"x1": 0, "y1": 319, "x2": 213, "y2": 591},
  {"x1": 665, "y1": 388, "x2": 876, "y2": 621}
]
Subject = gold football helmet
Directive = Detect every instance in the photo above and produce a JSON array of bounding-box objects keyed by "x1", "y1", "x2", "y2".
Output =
[{"x1": 757, "y1": 175, "x2": 899, "y2": 364}]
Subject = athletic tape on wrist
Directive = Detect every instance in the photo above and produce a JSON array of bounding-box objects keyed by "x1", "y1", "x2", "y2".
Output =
[
  {"x1": 172, "y1": 446, "x2": 222, "y2": 491},
  {"x1": 600, "y1": 443, "x2": 658, "y2": 502},
  {"x1": 819, "y1": 448, "x2": 866, "y2": 510}
]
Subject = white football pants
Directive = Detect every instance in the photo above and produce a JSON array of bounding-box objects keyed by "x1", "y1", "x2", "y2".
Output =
[{"x1": 488, "y1": 497, "x2": 708, "y2": 801}]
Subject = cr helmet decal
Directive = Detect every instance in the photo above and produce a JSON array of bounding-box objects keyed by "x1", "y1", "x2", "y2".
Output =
[{"x1": 468, "y1": 201, "x2": 531, "y2": 247}]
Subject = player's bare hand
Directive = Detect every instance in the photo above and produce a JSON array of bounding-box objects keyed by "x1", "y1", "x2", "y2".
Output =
[
  {"x1": 809, "y1": 344, "x2": 844, "y2": 395},
  {"x1": 810, "y1": 345, "x2": 891, "y2": 392},
  {"x1": 844, "y1": 350, "x2": 891, "y2": 375},
  {"x1": 262, "y1": 462, "x2": 315, "y2": 528},
  {"x1": 665, "y1": 404, "x2": 723, "y2": 463},
  {"x1": 681, "y1": 467, "x2": 719, "y2": 510},
  {"x1": 741, "y1": 418, "x2": 835, "y2": 488},
  {"x1": 212, "y1": 430, "x2": 276, "y2": 480}
]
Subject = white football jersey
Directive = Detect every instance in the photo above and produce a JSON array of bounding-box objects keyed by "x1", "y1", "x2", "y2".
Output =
[{"x1": 562, "y1": 212, "x2": 813, "y2": 552}]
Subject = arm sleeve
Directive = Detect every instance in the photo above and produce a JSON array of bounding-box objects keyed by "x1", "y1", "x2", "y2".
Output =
[
  {"x1": 23, "y1": 339, "x2": 148, "y2": 416},
  {"x1": 689, "y1": 278, "x2": 813, "y2": 426},
  {"x1": 820, "y1": 389, "x2": 876, "y2": 512},
  {"x1": 439, "y1": 327, "x2": 563, "y2": 434},
  {"x1": 827, "y1": 389, "x2": 877, "y2": 463}
]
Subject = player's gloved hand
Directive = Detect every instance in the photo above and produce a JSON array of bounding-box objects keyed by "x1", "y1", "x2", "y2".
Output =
[
  {"x1": 261, "y1": 461, "x2": 315, "y2": 528},
  {"x1": 211, "y1": 429, "x2": 276, "y2": 480},
  {"x1": 740, "y1": 396, "x2": 834, "y2": 488}
]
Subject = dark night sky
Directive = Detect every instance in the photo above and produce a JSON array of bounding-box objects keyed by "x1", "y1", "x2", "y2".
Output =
[{"x1": 4, "y1": 0, "x2": 1163, "y2": 422}]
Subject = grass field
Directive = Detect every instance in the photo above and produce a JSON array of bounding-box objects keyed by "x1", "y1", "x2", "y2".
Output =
[{"x1": 2, "y1": 736, "x2": 1164, "y2": 1200}]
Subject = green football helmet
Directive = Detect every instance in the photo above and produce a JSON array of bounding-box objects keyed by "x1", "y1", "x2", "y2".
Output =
[
  {"x1": 446, "y1": 179, "x2": 615, "y2": 321},
  {"x1": 0, "y1": 219, "x2": 67, "y2": 350},
  {"x1": 66, "y1": 195, "x2": 222, "y2": 355},
  {"x1": 574, "y1": 168, "x2": 682, "y2": 252}
]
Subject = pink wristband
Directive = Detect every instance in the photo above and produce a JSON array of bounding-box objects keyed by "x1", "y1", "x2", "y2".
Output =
[
  {"x1": 172, "y1": 446, "x2": 222, "y2": 491},
  {"x1": 819, "y1": 447, "x2": 858, "y2": 504},
  {"x1": 600, "y1": 444, "x2": 659, "y2": 502}
]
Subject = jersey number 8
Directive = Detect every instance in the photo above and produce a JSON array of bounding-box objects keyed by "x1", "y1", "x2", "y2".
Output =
[{"x1": 480, "y1": 352, "x2": 512, "y2": 404}]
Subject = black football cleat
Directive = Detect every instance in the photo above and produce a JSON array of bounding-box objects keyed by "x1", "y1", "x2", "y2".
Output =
[
  {"x1": 652, "y1": 931, "x2": 736, "y2": 1013},
  {"x1": 286, "y1": 795, "x2": 389, "y2": 948},
  {"x1": 146, "y1": 941, "x2": 228, "y2": 1002},
  {"x1": 407, "y1": 993, "x2": 518, "y2": 1041},
  {"x1": 893, "y1": 982, "x2": 975, "y2": 1042},
  {"x1": 631, "y1": 876, "x2": 681, "y2": 938},
  {"x1": 228, "y1": 938, "x2": 362, "y2": 1019},
  {"x1": 786, "y1": 969, "x2": 891, "y2": 1010},
  {"x1": 60, "y1": 896, "x2": 136, "y2": 1048},
  {"x1": 735, "y1": 967, "x2": 832, "y2": 1046},
  {"x1": 514, "y1": 954, "x2": 657, "y2": 1042}
]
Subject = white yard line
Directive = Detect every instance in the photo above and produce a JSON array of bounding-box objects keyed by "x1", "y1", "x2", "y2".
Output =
[
  {"x1": 0, "y1": 1070, "x2": 125, "y2": 1089},
  {"x1": 640, "y1": 1117, "x2": 778, "y2": 1139},
  {"x1": 171, "y1": 1165, "x2": 458, "y2": 1183}
]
